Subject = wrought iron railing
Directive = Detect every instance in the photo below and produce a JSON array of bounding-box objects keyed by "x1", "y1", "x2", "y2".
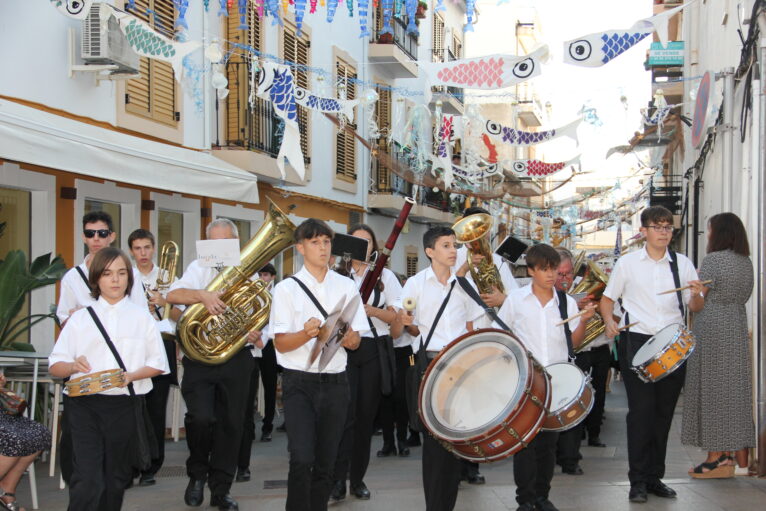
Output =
[{"x1": 370, "y1": 9, "x2": 418, "y2": 60}]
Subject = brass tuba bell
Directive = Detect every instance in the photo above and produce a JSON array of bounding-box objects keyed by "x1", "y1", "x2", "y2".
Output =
[
  {"x1": 570, "y1": 258, "x2": 609, "y2": 353},
  {"x1": 177, "y1": 200, "x2": 296, "y2": 365},
  {"x1": 452, "y1": 213, "x2": 504, "y2": 295}
]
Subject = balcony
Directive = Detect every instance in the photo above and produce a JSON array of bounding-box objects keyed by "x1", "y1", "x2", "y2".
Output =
[
  {"x1": 368, "y1": 9, "x2": 419, "y2": 78},
  {"x1": 429, "y1": 49, "x2": 464, "y2": 115},
  {"x1": 517, "y1": 97, "x2": 544, "y2": 127},
  {"x1": 649, "y1": 174, "x2": 682, "y2": 216}
]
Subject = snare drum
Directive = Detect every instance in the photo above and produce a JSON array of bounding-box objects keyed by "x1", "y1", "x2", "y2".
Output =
[
  {"x1": 418, "y1": 329, "x2": 551, "y2": 463},
  {"x1": 65, "y1": 369, "x2": 125, "y2": 397},
  {"x1": 631, "y1": 323, "x2": 696, "y2": 383},
  {"x1": 541, "y1": 363, "x2": 594, "y2": 431}
]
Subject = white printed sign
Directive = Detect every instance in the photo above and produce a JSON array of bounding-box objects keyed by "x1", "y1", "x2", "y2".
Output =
[{"x1": 195, "y1": 239, "x2": 242, "y2": 268}]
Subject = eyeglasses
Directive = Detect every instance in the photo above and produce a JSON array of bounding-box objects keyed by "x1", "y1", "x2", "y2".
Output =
[
  {"x1": 558, "y1": 272, "x2": 573, "y2": 278},
  {"x1": 83, "y1": 229, "x2": 111, "y2": 239},
  {"x1": 646, "y1": 225, "x2": 674, "y2": 233}
]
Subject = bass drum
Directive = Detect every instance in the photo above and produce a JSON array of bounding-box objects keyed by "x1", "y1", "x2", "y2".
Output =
[{"x1": 418, "y1": 329, "x2": 551, "y2": 463}]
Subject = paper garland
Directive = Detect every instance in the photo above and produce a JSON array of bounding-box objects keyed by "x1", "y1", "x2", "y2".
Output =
[
  {"x1": 483, "y1": 118, "x2": 581, "y2": 146},
  {"x1": 49, "y1": 0, "x2": 94, "y2": 20},
  {"x1": 294, "y1": 87, "x2": 359, "y2": 120},
  {"x1": 257, "y1": 62, "x2": 306, "y2": 180},
  {"x1": 420, "y1": 46, "x2": 548, "y2": 90}
]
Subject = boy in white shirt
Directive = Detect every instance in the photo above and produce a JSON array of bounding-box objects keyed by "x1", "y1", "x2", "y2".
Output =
[
  {"x1": 269, "y1": 219, "x2": 368, "y2": 511},
  {"x1": 496, "y1": 244, "x2": 594, "y2": 511}
]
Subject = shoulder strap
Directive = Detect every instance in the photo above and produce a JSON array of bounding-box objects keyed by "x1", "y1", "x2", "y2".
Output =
[
  {"x1": 455, "y1": 276, "x2": 512, "y2": 332},
  {"x1": 668, "y1": 251, "x2": 685, "y2": 316},
  {"x1": 422, "y1": 280, "x2": 457, "y2": 352},
  {"x1": 86, "y1": 306, "x2": 136, "y2": 397},
  {"x1": 556, "y1": 290, "x2": 575, "y2": 359},
  {"x1": 289, "y1": 276, "x2": 328, "y2": 319},
  {"x1": 75, "y1": 266, "x2": 89, "y2": 288}
]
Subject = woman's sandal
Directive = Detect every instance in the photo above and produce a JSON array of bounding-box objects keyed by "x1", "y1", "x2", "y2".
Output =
[
  {"x1": 689, "y1": 455, "x2": 735, "y2": 479},
  {"x1": 0, "y1": 488, "x2": 22, "y2": 511}
]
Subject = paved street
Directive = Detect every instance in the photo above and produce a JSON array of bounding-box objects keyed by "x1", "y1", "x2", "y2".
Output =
[{"x1": 29, "y1": 381, "x2": 765, "y2": 511}]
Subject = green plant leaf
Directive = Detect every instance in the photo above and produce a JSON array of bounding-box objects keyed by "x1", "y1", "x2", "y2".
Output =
[{"x1": 9, "y1": 341, "x2": 35, "y2": 352}]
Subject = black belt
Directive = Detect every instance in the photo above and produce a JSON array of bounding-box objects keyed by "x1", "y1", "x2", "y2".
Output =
[
  {"x1": 282, "y1": 368, "x2": 348, "y2": 383},
  {"x1": 425, "y1": 350, "x2": 440, "y2": 361}
]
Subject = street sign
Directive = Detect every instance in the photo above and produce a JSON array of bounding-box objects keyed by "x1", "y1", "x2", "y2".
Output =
[
  {"x1": 648, "y1": 41, "x2": 685, "y2": 67},
  {"x1": 692, "y1": 71, "x2": 712, "y2": 148}
]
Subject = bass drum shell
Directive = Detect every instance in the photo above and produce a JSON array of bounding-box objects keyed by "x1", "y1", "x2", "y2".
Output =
[{"x1": 418, "y1": 328, "x2": 551, "y2": 463}]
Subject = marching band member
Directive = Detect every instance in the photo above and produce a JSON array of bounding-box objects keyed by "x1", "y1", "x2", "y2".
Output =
[
  {"x1": 496, "y1": 244, "x2": 593, "y2": 511},
  {"x1": 255, "y1": 264, "x2": 279, "y2": 443},
  {"x1": 128, "y1": 229, "x2": 182, "y2": 487},
  {"x1": 166, "y1": 219, "x2": 257, "y2": 511},
  {"x1": 395, "y1": 226, "x2": 483, "y2": 511},
  {"x1": 269, "y1": 218, "x2": 367, "y2": 511},
  {"x1": 331, "y1": 225, "x2": 402, "y2": 501},
  {"x1": 50, "y1": 247, "x2": 169, "y2": 511},
  {"x1": 600, "y1": 206, "x2": 703, "y2": 503}
]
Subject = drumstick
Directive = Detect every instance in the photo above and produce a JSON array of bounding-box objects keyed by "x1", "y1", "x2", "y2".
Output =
[
  {"x1": 618, "y1": 322, "x2": 640, "y2": 332},
  {"x1": 657, "y1": 279, "x2": 713, "y2": 295},
  {"x1": 555, "y1": 309, "x2": 588, "y2": 326}
]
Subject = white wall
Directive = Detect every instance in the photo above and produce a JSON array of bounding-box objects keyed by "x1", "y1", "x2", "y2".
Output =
[{"x1": 365, "y1": 214, "x2": 430, "y2": 276}]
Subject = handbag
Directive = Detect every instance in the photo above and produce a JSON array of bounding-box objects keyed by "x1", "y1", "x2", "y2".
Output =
[
  {"x1": 405, "y1": 280, "x2": 456, "y2": 432},
  {"x1": 86, "y1": 307, "x2": 158, "y2": 471},
  {"x1": 0, "y1": 387, "x2": 27, "y2": 416}
]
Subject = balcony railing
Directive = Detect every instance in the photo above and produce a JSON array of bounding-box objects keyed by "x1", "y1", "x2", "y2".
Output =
[
  {"x1": 370, "y1": 9, "x2": 418, "y2": 61},
  {"x1": 649, "y1": 175, "x2": 682, "y2": 215},
  {"x1": 430, "y1": 49, "x2": 464, "y2": 104}
]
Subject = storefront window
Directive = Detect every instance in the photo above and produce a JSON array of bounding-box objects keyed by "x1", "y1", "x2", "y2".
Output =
[
  {"x1": 84, "y1": 199, "x2": 121, "y2": 253},
  {"x1": 158, "y1": 209, "x2": 184, "y2": 277},
  {"x1": 220, "y1": 217, "x2": 251, "y2": 249},
  {"x1": 0, "y1": 187, "x2": 31, "y2": 342}
]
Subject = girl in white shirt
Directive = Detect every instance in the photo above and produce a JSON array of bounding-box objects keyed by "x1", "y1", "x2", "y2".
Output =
[{"x1": 50, "y1": 247, "x2": 168, "y2": 511}]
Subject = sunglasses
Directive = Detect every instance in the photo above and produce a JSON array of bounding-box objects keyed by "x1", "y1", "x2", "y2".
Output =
[{"x1": 83, "y1": 229, "x2": 112, "y2": 239}]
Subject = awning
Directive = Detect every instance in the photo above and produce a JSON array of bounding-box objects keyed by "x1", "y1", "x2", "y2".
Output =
[{"x1": 0, "y1": 98, "x2": 259, "y2": 203}]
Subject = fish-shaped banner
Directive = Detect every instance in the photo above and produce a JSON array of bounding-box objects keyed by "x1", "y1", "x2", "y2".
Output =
[
  {"x1": 432, "y1": 114, "x2": 455, "y2": 189},
  {"x1": 294, "y1": 88, "x2": 359, "y2": 121},
  {"x1": 420, "y1": 46, "x2": 548, "y2": 90},
  {"x1": 507, "y1": 155, "x2": 580, "y2": 178},
  {"x1": 483, "y1": 118, "x2": 581, "y2": 147},
  {"x1": 50, "y1": 0, "x2": 94, "y2": 20},
  {"x1": 257, "y1": 62, "x2": 306, "y2": 180},
  {"x1": 563, "y1": 1, "x2": 692, "y2": 67}
]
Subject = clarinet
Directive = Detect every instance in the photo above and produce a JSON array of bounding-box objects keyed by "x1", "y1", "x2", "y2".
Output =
[{"x1": 359, "y1": 197, "x2": 415, "y2": 303}]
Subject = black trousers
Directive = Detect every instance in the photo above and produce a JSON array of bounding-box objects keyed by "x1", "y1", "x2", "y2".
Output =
[
  {"x1": 557, "y1": 344, "x2": 612, "y2": 468},
  {"x1": 422, "y1": 432, "x2": 462, "y2": 511},
  {"x1": 513, "y1": 431, "x2": 559, "y2": 505},
  {"x1": 237, "y1": 353, "x2": 261, "y2": 470},
  {"x1": 619, "y1": 331, "x2": 686, "y2": 485},
  {"x1": 282, "y1": 369, "x2": 349, "y2": 511},
  {"x1": 258, "y1": 341, "x2": 279, "y2": 432},
  {"x1": 181, "y1": 349, "x2": 253, "y2": 496},
  {"x1": 333, "y1": 338, "x2": 381, "y2": 487},
  {"x1": 380, "y1": 345, "x2": 412, "y2": 448},
  {"x1": 142, "y1": 376, "x2": 172, "y2": 476},
  {"x1": 65, "y1": 394, "x2": 136, "y2": 511},
  {"x1": 60, "y1": 411, "x2": 73, "y2": 485}
]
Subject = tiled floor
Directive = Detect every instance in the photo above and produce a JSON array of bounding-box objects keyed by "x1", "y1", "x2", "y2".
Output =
[{"x1": 28, "y1": 380, "x2": 766, "y2": 510}]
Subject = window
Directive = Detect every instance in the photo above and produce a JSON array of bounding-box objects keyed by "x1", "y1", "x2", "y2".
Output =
[
  {"x1": 124, "y1": 0, "x2": 178, "y2": 126},
  {"x1": 222, "y1": 218, "x2": 252, "y2": 249},
  {"x1": 74, "y1": 179, "x2": 141, "y2": 259},
  {"x1": 335, "y1": 59, "x2": 358, "y2": 182},
  {"x1": 0, "y1": 187, "x2": 31, "y2": 342},
  {"x1": 432, "y1": 15, "x2": 445, "y2": 62},
  {"x1": 406, "y1": 252, "x2": 418, "y2": 278},
  {"x1": 84, "y1": 199, "x2": 122, "y2": 251},
  {"x1": 373, "y1": 84, "x2": 392, "y2": 191},
  {"x1": 283, "y1": 24, "x2": 311, "y2": 162},
  {"x1": 157, "y1": 209, "x2": 184, "y2": 277},
  {"x1": 210, "y1": 203, "x2": 263, "y2": 250},
  {"x1": 451, "y1": 35, "x2": 463, "y2": 60}
]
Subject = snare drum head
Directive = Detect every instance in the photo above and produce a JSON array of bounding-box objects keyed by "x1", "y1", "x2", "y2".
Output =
[
  {"x1": 420, "y1": 330, "x2": 530, "y2": 441},
  {"x1": 546, "y1": 363, "x2": 585, "y2": 411},
  {"x1": 632, "y1": 323, "x2": 681, "y2": 365}
]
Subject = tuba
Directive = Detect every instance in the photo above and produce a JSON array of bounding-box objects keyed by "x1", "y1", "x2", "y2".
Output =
[
  {"x1": 570, "y1": 258, "x2": 609, "y2": 353},
  {"x1": 452, "y1": 213, "x2": 504, "y2": 295},
  {"x1": 177, "y1": 201, "x2": 296, "y2": 364}
]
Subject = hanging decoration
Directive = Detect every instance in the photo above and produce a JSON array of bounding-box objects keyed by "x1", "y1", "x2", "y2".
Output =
[
  {"x1": 434, "y1": 0, "x2": 445, "y2": 12},
  {"x1": 248, "y1": 58, "x2": 260, "y2": 108},
  {"x1": 265, "y1": 0, "x2": 283, "y2": 25},
  {"x1": 433, "y1": 112, "x2": 455, "y2": 189},
  {"x1": 405, "y1": 0, "x2": 418, "y2": 35},
  {"x1": 294, "y1": 0, "x2": 308, "y2": 35},
  {"x1": 420, "y1": 46, "x2": 548, "y2": 90},
  {"x1": 49, "y1": 0, "x2": 94, "y2": 20},
  {"x1": 380, "y1": 0, "x2": 394, "y2": 34},
  {"x1": 173, "y1": 1, "x2": 190, "y2": 30},
  {"x1": 218, "y1": 0, "x2": 229, "y2": 16},
  {"x1": 483, "y1": 118, "x2": 581, "y2": 146},
  {"x1": 236, "y1": 0, "x2": 248, "y2": 29},
  {"x1": 563, "y1": 1, "x2": 691, "y2": 67},
  {"x1": 294, "y1": 87, "x2": 360, "y2": 120},
  {"x1": 310, "y1": 0, "x2": 318, "y2": 13},
  {"x1": 257, "y1": 62, "x2": 306, "y2": 180},
  {"x1": 346, "y1": 0, "x2": 354, "y2": 16},
  {"x1": 507, "y1": 155, "x2": 580, "y2": 178},
  {"x1": 465, "y1": 0, "x2": 476, "y2": 32},
  {"x1": 327, "y1": 0, "x2": 340, "y2": 22},
  {"x1": 357, "y1": 0, "x2": 371, "y2": 38}
]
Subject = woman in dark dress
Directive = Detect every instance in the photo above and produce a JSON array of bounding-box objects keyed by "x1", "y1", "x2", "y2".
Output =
[
  {"x1": 681, "y1": 213, "x2": 755, "y2": 478},
  {"x1": 0, "y1": 372, "x2": 52, "y2": 511}
]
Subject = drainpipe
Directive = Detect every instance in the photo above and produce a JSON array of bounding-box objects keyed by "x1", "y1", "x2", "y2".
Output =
[
  {"x1": 756, "y1": 12, "x2": 766, "y2": 478},
  {"x1": 721, "y1": 67, "x2": 735, "y2": 211}
]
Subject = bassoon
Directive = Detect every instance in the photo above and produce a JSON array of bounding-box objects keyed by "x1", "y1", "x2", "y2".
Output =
[{"x1": 358, "y1": 197, "x2": 416, "y2": 302}]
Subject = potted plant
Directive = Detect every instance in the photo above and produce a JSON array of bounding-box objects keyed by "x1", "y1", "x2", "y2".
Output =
[
  {"x1": 378, "y1": 32, "x2": 394, "y2": 44},
  {"x1": 416, "y1": 1, "x2": 428, "y2": 19}
]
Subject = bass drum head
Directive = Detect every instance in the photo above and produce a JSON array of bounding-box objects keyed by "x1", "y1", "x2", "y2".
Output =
[
  {"x1": 420, "y1": 330, "x2": 529, "y2": 441},
  {"x1": 632, "y1": 323, "x2": 680, "y2": 366},
  {"x1": 546, "y1": 363, "x2": 585, "y2": 412}
]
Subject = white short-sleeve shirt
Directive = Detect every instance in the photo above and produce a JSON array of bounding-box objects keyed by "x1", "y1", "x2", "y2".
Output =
[
  {"x1": 495, "y1": 284, "x2": 580, "y2": 366},
  {"x1": 603, "y1": 246, "x2": 699, "y2": 336},
  {"x1": 50, "y1": 297, "x2": 170, "y2": 395},
  {"x1": 350, "y1": 266, "x2": 403, "y2": 337},
  {"x1": 270, "y1": 266, "x2": 369, "y2": 373},
  {"x1": 56, "y1": 256, "x2": 148, "y2": 324},
  {"x1": 395, "y1": 266, "x2": 484, "y2": 353}
]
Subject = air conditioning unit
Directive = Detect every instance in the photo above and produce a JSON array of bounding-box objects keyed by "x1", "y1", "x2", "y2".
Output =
[{"x1": 81, "y1": 3, "x2": 140, "y2": 75}]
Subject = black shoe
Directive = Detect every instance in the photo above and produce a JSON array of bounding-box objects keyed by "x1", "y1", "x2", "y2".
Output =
[
  {"x1": 276, "y1": 421, "x2": 286, "y2": 432},
  {"x1": 517, "y1": 503, "x2": 536, "y2": 511},
  {"x1": 210, "y1": 493, "x2": 239, "y2": 510},
  {"x1": 466, "y1": 474, "x2": 486, "y2": 485},
  {"x1": 406, "y1": 434, "x2": 421, "y2": 447},
  {"x1": 588, "y1": 437, "x2": 606, "y2": 447},
  {"x1": 261, "y1": 430, "x2": 272, "y2": 442},
  {"x1": 377, "y1": 444, "x2": 397, "y2": 457},
  {"x1": 235, "y1": 468, "x2": 250, "y2": 482},
  {"x1": 562, "y1": 464, "x2": 584, "y2": 475},
  {"x1": 628, "y1": 483, "x2": 648, "y2": 503},
  {"x1": 535, "y1": 498, "x2": 560, "y2": 511},
  {"x1": 330, "y1": 480, "x2": 346, "y2": 501},
  {"x1": 184, "y1": 478, "x2": 205, "y2": 507},
  {"x1": 646, "y1": 480, "x2": 677, "y2": 498},
  {"x1": 138, "y1": 472, "x2": 156, "y2": 487},
  {"x1": 350, "y1": 482, "x2": 371, "y2": 500},
  {"x1": 398, "y1": 447, "x2": 411, "y2": 457}
]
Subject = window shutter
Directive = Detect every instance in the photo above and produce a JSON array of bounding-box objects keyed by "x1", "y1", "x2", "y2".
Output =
[
  {"x1": 406, "y1": 253, "x2": 418, "y2": 277},
  {"x1": 283, "y1": 24, "x2": 310, "y2": 162},
  {"x1": 374, "y1": 85, "x2": 391, "y2": 189},
  {"x1": 432, "y1": 15, "x2": 444, "y2": 62},
  {"x1": 335, "y1": 59, "x2": 357, "y2": 181},
  {"x1": 225, "y1": 4, "x2": 261, "y2": 146}
]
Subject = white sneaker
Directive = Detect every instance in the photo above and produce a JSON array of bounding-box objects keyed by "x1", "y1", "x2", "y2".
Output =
[{"x1": 734, "y1": 466, "x2": 750, "y2": 476}]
